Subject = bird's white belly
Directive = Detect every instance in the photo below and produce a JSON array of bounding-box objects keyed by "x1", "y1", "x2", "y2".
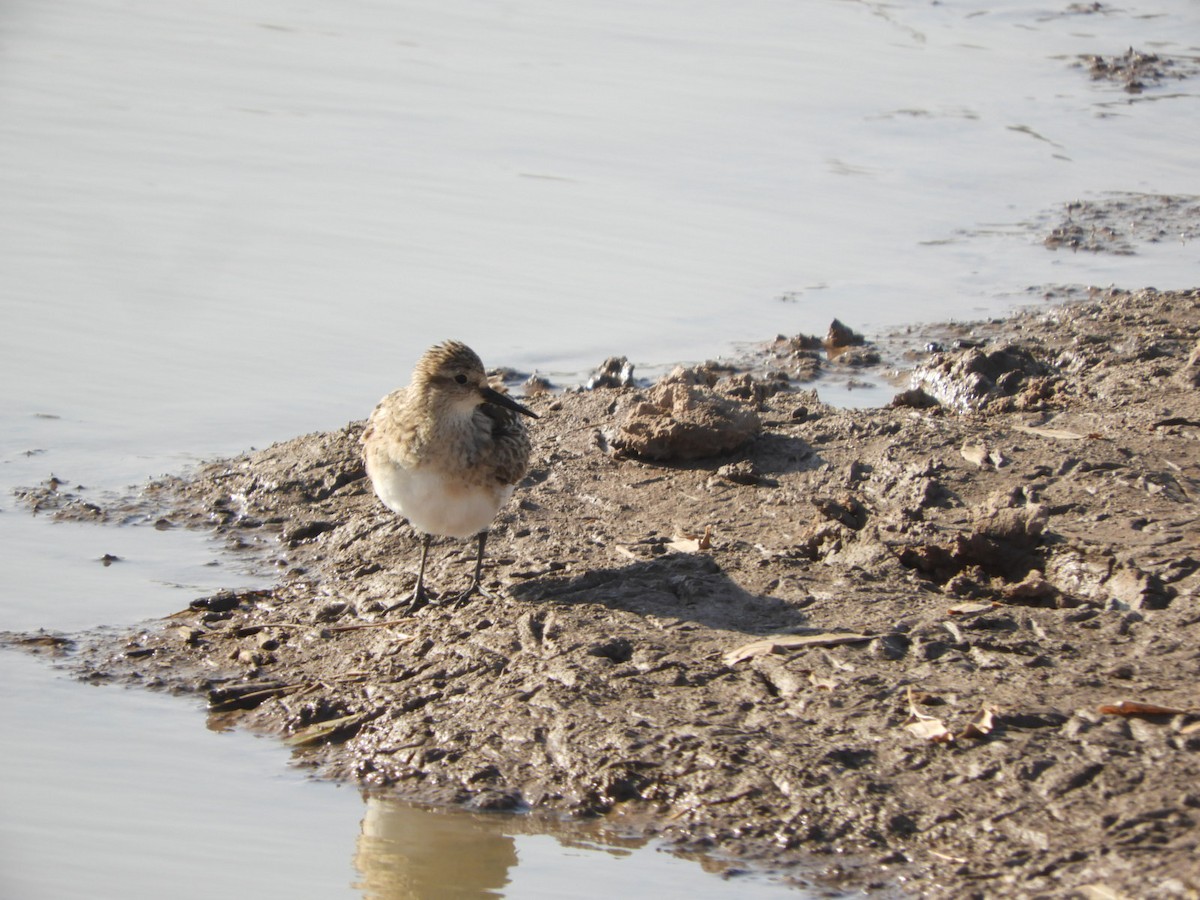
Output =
[{"x1": 371, "y1": 462, "x2": 512, "y2": 539}]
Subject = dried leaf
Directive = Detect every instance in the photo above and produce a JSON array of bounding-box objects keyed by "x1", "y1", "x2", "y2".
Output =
[
  {"x1": 1098, "y1": 700, "x2": 1192, "y2": 718},
  {"x1": 668, "y1": 525, "x2": 714, "y2": 553},
  {"x1": 904, "y1": 714, "x2": 955, "y2": 743},
  {"x1": 902, "y1": 685, "x2": 956, "y2": 742},
  {"x1": 1179, "y1": 720, "x2": 1200, "y2": 735},
  {"x1": 1014, "y1": 424, "x2": 1085, "y2": 441},
  {"x1": 724, "y1": 632, "x2": 873, "y2": 666},
  {"x1": 904, "y1": 684, "x2": 927, "y2": 713},
  {"x1": 960, "y1": 706, "x2": 998, "y2": 739}
]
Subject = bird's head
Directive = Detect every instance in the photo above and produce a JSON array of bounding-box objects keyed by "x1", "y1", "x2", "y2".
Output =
[{"x1": 415, "y1": 340, "x2": 539, "y2": 420}]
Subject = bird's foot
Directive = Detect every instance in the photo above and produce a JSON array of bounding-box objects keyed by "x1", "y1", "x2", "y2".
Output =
[
  {"x1": 450, "y1": 579, "x2": 494, "y2": 609},
  {"x1": 383, "y1": 584, "x2": 431, "y2": 615}
]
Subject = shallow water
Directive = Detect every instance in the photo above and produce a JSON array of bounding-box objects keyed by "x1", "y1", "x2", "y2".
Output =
[
  {"x1": 3, "y1": 0, "x2": 1198, "y2": 468},
  {"x1": 0, "y1": 651, "x2": 364, "y2": 900},
  {"x1": 2, "y1": 652, "x2": 804, "y2": 900},
  {"x1": 353, "y1": 798, "x2": 806, "y2": 899},
  {"x1": 2, "y1": 0, "x2": 1198, "y2": 895}
]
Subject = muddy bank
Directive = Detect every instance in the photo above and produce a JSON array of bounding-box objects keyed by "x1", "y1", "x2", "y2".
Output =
[{"x1": 11, "y1": 287, "x2": 1200, "y2": 897}]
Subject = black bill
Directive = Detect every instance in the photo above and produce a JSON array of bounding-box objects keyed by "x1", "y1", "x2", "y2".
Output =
[{"x1": 481, "y1": 386, "x2": 539, "y2": 419}]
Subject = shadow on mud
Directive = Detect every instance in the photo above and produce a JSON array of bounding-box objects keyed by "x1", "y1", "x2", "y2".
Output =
[{"x1": 510, "y1": 552, "x2": 808, "y2": 635}]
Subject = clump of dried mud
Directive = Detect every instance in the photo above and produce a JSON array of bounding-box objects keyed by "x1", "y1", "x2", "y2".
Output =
[
  {"x1": 1043, "y1": 193, "x2": 1200, "y2": 256},
  {"x1": 1076, "y1": 46, "x2": 1200, "y2": 95},
  {"x1": 11, "y1": 287, "x2": 1200, "y2": 897}
]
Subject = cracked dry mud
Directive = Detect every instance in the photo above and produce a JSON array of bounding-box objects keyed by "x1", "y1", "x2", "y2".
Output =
[{"x1": 10, "y1": 287, "x2": 1200, "y2": 897}]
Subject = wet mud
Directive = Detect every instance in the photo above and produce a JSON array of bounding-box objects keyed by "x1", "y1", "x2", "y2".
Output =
[
  {"x1": 9, "y1": 286, "x2": 1200, "y2": 897},
  {"x1": 1075, "y1": 46, "x2": 1200, "y2": 95},
  {"x1": 1042, "y1": 193, "x2": 1200, "y2": 256}
]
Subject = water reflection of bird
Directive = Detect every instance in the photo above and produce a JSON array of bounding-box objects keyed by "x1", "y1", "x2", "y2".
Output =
[
  {"x1": 362, "y1": 340, "x2": 537, "y2": 611},
  {"x1": 353, "y1": 797, "x2": 657, "y2": 899},
  {"x1": 354, "y1": 799, "x2": 517, "y2": 899}
]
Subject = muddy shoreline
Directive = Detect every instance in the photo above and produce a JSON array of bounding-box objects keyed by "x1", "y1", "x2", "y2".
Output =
[{"x1": 10, "y1": 286, "x2": 1200, "y2": 897}]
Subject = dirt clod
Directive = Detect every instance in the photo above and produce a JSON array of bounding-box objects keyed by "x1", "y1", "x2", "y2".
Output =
[{"x1": 610, "y1": 369, "x2": 762, "y2": 460}]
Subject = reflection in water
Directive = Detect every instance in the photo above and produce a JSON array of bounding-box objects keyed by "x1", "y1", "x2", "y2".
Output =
[
  {"x1": 352, "y1": 798, "x2": 779, "y2": 900},
  {"x1": 354, "y1": 800, "x2": 517, "y2": 899}
]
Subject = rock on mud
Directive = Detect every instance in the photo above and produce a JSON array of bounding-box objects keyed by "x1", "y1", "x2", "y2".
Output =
[
  {"x1": 1077, "y1": 47, "x2": 1199, "y2": 94},
  {"x1": 609, "y1": 367, "x2": 761, "y2": 460},
  {"x1": 585, "y1": 356, "x2": 636, "y2": 390},
  {"x1": 910, "y1": 341, "x2": 1057, "y2": 412}
]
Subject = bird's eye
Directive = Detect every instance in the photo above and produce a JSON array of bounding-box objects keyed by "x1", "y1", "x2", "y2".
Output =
[{"x1": 454, "y1": 373, "x2": 468, "y2": 385}]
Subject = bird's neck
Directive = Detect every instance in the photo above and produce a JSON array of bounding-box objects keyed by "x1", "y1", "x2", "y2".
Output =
[{"x1": 416, "y1": 394, "x2": 480, "y2": 441}]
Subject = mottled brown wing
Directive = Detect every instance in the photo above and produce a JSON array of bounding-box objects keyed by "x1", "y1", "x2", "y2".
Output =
[
  {"x1": 478, "y1": 402, "x2": 532, "y2": 485},
  {"x1": 361, "y1": 388, "x2": 411, "y2": 463}
]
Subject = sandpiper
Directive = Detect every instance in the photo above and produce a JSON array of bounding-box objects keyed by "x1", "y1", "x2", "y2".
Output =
[{"x1": 362, "y1": 340, "x2": 538, "y2": 611}]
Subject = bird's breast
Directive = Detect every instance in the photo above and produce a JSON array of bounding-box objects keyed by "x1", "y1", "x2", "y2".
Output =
[{"x1": 368, "y1": 460, "x2": 513, "y2": 539}]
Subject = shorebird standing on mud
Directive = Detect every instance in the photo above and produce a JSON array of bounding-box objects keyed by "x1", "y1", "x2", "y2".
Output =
[{"x1": 362, "y1": 340, "x2": 538, "y2": 612}]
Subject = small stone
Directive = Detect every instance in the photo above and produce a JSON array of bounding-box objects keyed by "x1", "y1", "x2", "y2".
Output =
[
  {"x1": 716, "y1": 461, "x2": 774, "y2": 486},
  {"x1": 891, "y1": 388, "x2": 939, "y2": 409},
  {"x1": 869, "y1": 633, "x2": 910, "y2": 660},
  {"x1": 826, "y1": 319, "x2": 865, "y2": 349},
  {"x1": 587, "y1": 637, "x2": 634, "y2": 664},
  {"x1": 586, "y1": 356, "x2": 635, "y2": 390}
]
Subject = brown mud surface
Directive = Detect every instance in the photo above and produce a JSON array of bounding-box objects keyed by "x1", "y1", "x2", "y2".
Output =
[
  {"x1": 1042, "y1": 193, "x2": 1200, "y2": 256},
  {"x1": 9, "y1": 287, "x2": 1200, "y2": 897}
]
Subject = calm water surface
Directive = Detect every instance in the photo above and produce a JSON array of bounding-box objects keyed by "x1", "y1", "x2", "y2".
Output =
[
  {"x1": 3, "y1": 654, "x2": 804, "y2": 899},
  {"x1": 2, "y1": 0, "x2": 1198, "y2": 895}
]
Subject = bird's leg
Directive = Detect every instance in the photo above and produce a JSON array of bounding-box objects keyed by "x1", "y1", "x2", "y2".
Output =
[
  {"x1": 410, "y1": 532, "x2": 434, "y2": 611},
  {"x1": 385, "y1": 533, "x2": 433, "y2": 614},
  {"x1": 452, "y1": 531, "x2": 494, "y2": 608}
]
